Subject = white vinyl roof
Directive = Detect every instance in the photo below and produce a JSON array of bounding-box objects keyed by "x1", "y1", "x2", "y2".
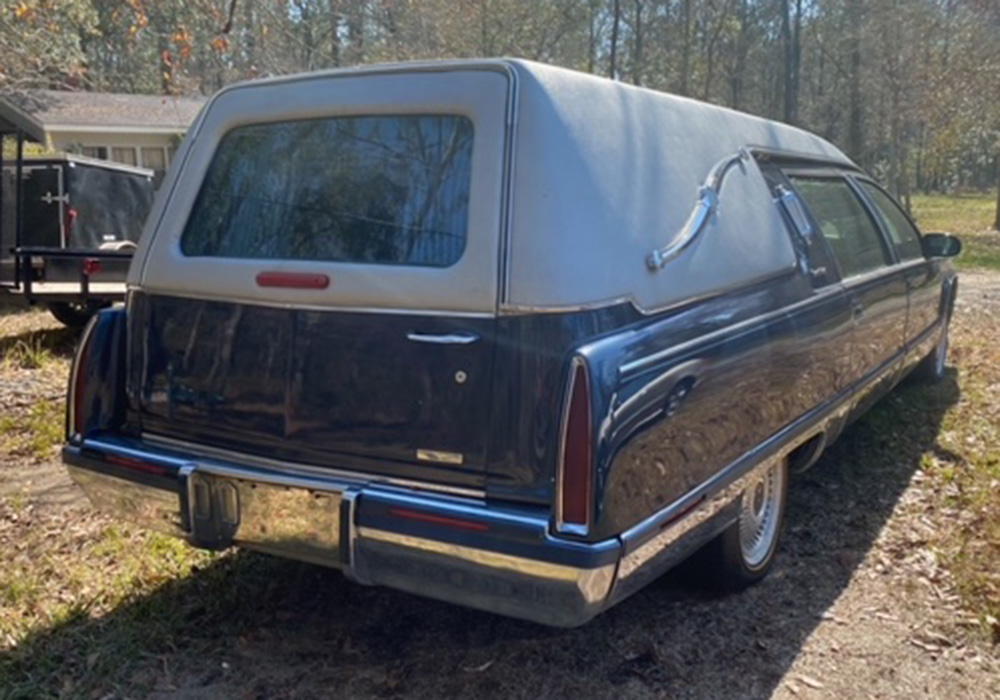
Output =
[{"x1": 133, "y1": 59, "x2": 858, "y2": 315}]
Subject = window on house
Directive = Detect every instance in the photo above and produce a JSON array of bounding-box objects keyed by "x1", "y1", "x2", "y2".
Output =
[
  {"x1": 111, "y1": 147, "x2": 137, "y2": 166},
  {"x1": 81, "y1": 146, "x2": 108, "y2": 160},
  {"x1": 141, "y1": 147, "x2": 166, "y2": 173}
]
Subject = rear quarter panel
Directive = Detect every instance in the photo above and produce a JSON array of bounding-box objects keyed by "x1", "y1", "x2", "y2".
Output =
[{"x1": 579, "y1": 274, "x2": 854, "y2": 539}]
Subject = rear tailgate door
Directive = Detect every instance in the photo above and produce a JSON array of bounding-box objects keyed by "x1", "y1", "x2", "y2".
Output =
[{"x1": 132, "y1": 67, "x2": 510, "y2": 481}]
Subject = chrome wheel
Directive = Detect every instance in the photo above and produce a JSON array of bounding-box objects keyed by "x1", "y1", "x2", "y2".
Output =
[{"x1": 739, "y1": 461, "x2": 785, "y2": 570}]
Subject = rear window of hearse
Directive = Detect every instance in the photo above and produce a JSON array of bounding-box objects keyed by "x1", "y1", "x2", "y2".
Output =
[{"x1": 181, "y1": 115, "x2": 474, "y2": 267}]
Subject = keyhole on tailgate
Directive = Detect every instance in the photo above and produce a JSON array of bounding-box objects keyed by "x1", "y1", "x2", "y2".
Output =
[{"x1": 455, "y1": 370, "x2": 468, "y2": 384}]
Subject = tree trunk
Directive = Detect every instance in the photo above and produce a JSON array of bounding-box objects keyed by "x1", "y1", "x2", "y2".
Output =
[
  {"x1": 792, "y1": 0, "x2": 802, "y2": 122},
  {"x1": 346, "y1": 3, "x2": 364, "y2": 65},
  {"x1": 587, "y1": 0, "x2": 597, "y2": 74},
  {"x1": 781, "y1": 0, "x2": 792, "y2": 122},
  {"x1": 679, "y1": 0, "x2": 692, "y2": 95},
  {"x1": 730, "y1": 0, "x2": 748, "y2": 109},
  {"x1": 329, "y1": 0, "x2": 341, "y2": 67},
  {"x1": 631, "y1": 0, "x2": 644, "y2": 86},
  {"x1": 781, "y1": 0, "x2": 801, "y2": 125},
  {"x1": 847, "y1": 0, "x2": 863, "y2": 164},
  {"x1": 609, "y1": 0, "x2": 621, "y2": 79}
]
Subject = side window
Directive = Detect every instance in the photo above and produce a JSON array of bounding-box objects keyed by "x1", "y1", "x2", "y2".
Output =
[
  {"x1": 788, "y1": 176, "x2": 891, "y2": 278},
  {"x1": 858, "y1": 182, "x2": 924, "y2": 261},
  {"x1": 758, "y1": 163, "x2": 837, "y2": 287}
]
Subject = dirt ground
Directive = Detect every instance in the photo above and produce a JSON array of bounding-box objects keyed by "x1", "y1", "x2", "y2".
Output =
[{"x1": 2, "y1": 272, "x2": 999, "y2": 699}]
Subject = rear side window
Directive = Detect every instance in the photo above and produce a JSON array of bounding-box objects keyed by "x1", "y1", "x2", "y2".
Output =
[
  {"x1": 789, "y1": 176, "x2": 891, "y2": 278},
  {"x1": 181, "y1": 114, "x2": 474, "y2": 267},
  {"x1": 859, "y1": 182, "x2": 924, "y2": 261}
]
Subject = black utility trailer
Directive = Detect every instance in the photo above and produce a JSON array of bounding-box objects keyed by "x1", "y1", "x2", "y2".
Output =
[{"x1": 0, "y1": 109, "x2": 155, "y2": 327}]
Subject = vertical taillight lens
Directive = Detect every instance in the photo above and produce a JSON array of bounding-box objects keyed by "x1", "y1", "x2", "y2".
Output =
[
  {"x1": 67, "y1": 318, "x2": 96, "y2": 441},
  {"x1": 559, "y1": 359, "x2": 593, "y2": 533}
]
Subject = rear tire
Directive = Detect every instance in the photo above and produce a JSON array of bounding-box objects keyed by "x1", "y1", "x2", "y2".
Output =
[
  {"x1": 694, "y1": 457, "x2": 788, "y2": 591},
  {"x1": 46, "y1": 301, "x2": 102, "y2": 329}
]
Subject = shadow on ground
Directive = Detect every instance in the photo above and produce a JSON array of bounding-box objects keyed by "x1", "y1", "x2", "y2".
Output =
[{"x1": 0, "y1": 372, "x2": 960, "y2": 700}]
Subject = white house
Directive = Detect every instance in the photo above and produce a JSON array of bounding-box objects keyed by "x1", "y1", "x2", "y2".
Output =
[{"x1": 1, "y1": 90, "x2": 204, "y2": 184}]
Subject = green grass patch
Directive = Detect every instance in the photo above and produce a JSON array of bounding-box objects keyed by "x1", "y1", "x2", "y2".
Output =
[
  {"x1": 953, "y1": 231, "x2": 1000, "y2": 272},
  {"x1": 0, "y1": 399, "x2": 65, "y2": 461},
  {"x1": 911, "y1": 192, "x2": 996, "y2": 235},
  {"x1": 0, "y1": 507, "x2": 290, "y2": 699},
  {"x1": 911, "y1": 193, "x2": 1000, "y2": 271},
  {"x1": 0, "y1": 337, "x2": 52, "y2": 371}
]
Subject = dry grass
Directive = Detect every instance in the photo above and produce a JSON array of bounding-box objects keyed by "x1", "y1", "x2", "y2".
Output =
[
  {"x1": 0, "y1": 399, "x2": 64, "y2": 461},
  {"x1": 0, "y1": 503, "x2": 221, "y2": 699},
  {"x1": 924, "y1": 303, "x2": 1000, "y2": 637}
]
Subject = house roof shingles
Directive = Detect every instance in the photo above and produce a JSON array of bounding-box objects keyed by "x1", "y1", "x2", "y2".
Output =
[{"x1": 2, "y1": 89, "x2": 204, "y2": 131}]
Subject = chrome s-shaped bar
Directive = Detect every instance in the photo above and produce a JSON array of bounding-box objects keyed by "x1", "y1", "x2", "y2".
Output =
[{"x1": 646, "y1": 147, "x2": 752, "y2": 271}]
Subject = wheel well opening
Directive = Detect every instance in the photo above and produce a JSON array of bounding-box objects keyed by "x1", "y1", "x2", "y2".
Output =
[
  {"x1": 787, "y1": 433, "x2": 825, "y2": 474},
  {"x1": 664, "y1": 376, "x2": 698, "y2": 416}
]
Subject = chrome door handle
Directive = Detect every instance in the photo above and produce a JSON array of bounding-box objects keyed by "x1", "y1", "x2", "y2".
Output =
[{"x1": 406, "y1": 332, "x2": 480, "y2": 345}]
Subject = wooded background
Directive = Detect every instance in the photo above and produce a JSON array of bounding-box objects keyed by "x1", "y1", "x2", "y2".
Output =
[{"x1": 2, "y1": 0, "x2": 999, "y2": 226}]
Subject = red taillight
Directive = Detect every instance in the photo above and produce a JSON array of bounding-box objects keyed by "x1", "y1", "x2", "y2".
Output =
[
  {"x1": 83, "y1": 258, "x2": 101, "y2": 275},
  {"x1": 255, "y1": 271, "x2": 330, "y2": 289},
  {"x1": 105, "y1": 454, "x2": 168, "y2": 476},
  {"x1": 68, "y1": 320, "x2": 96, "y2": 439},
  {"x1": 559, "y1": 359, "x2": 593, "y2": 532},
  {"x1": 388, "y1": 508, "x2": 490, "y2": 532}
]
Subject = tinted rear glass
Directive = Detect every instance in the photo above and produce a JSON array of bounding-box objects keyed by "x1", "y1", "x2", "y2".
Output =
[{"x1": 181, "y1": 115, "x2": 474, "y2": 267}]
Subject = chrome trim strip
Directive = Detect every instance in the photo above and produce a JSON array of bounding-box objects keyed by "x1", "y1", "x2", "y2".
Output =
[
  {"x1": 497, "y1": 60, "x2": 518, "y2": 309},
  {"x1": 746, "y1": 144, "x2": 857, "y2": 170},
  {"x1": 187, "y1": 460, "x2": 356, "y2": 493},
  {"x1": 139, "y1": 433, "x2": 487, "y2": 500},
  {"x1": 406, "y1": 332, "x2": 480, "y2": 345},
  {"x1": 360, "y1": 527, "x2": 580, "y2": 581},
  {"x1": 618, "y1": 284, "x2": 844, "y2": 379}
]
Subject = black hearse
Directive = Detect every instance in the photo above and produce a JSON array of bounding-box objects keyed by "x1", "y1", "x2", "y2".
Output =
[
  {"x1": 62, "y1": 60, "x2": 961, "y2": 626},
  {"x1": 0, "y1": 107, "x2": 154, "y2": 326}
]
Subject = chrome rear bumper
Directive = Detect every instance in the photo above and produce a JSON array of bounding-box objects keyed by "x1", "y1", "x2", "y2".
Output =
[
  {"x1": 65, "y1": 434, "x2": 753, "y2": 626},
  {"x1": 64, "y1": 436, "x2": 621, "y2": 627}
]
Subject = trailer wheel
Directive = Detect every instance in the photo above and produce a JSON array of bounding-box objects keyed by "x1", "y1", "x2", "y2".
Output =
[{"x1": 46, "y1": 301, "x2": 104, "y2": 329}]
